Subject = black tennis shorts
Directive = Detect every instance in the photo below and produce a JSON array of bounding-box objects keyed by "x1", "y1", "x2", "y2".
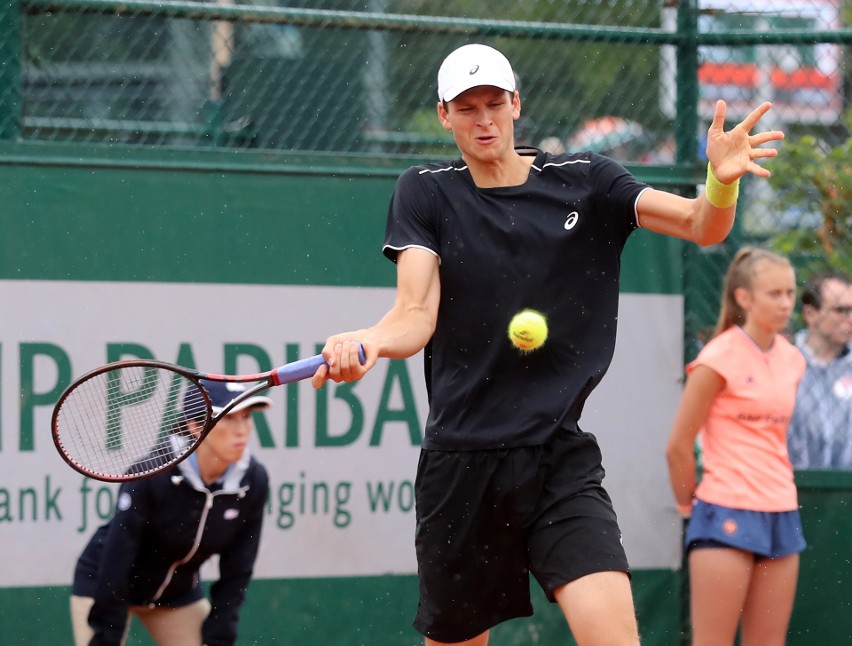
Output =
[{"x1": 412, "y1": 427, "x2": 630, "y2": 643}]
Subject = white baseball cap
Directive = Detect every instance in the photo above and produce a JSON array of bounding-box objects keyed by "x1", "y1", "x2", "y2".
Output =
[
  {"x1": 437, "y1": 44, "x2": 516, "y2": 102},
  {"x1": 183, "y1": 379, "x2": 272, "y2": 419}
]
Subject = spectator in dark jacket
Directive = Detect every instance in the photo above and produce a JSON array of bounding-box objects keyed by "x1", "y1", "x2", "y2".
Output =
[{"x1": 71, "y1": 379, "x2": 271, "y2": 646}]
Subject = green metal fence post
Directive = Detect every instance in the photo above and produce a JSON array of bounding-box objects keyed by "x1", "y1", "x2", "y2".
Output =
[
  {"x1": 675, "y1": 0, "x2": 699, "y2": 171},
  {"x1": 674, "y1": 4, "x2": 699, "y2": 646},
  {"x1": 0, "y1": 0, "x2": 22, "y2": 141}
]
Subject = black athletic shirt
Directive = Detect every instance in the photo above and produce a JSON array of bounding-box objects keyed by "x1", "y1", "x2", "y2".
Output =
[{"x1": 383, "y1": 147, "x2": 650, "y2": 450}]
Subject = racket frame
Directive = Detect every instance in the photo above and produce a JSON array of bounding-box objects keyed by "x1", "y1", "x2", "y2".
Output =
[{"x1": 51, "y1": 347, "x2": 359, "y2": 482}]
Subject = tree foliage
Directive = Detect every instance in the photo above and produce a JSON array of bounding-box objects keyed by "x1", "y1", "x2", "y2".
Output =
[{"x1": 765, "y1": 111, "x2": 852, "y2": 278}]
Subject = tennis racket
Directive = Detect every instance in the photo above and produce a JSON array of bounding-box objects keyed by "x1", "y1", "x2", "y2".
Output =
[{"x1": 52, "y1": 344, "x2": 365, "y2": 482}]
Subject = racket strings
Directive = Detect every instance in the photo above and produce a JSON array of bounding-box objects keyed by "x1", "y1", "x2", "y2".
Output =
[{"x1": 54, "y1": 366, "x2": 209, "y2": 479}]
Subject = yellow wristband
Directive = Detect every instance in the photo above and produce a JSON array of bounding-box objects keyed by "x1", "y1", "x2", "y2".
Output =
[{"x1": 704, "y1": 162, "x2": 739, "y2": 209}]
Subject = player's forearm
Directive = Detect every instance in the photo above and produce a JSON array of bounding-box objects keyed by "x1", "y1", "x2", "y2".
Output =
[
  {"x1": 637, "y1": 188, "x2": 735, "y2": 246},
  {"x1": 366, "y1": 256, "x2": 440, "y2": 359},
  {"x1": 368, "y1": 303, "x2": 436, "y2": 359},
  {"x1": 88, "y1": 599, "x2": 131, "y2": 645},
  {"x1": 666, "y1": 441, "x2": 697, "y2": 507},
  {"x1": 204, "y1": 582, "x2": 246, "y2": 646},
  {"x1": 692, "y1": 196, "x2": 736, "y2": 246}
]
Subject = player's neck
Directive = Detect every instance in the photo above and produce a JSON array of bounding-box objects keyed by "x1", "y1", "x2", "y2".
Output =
[
  {"x1": 739, "y1": 322, "x2": 776, "y2": 352},
  {"x1": 196, "y1": 451, "x2": 229, "y2": 485},
  {"x1": 464, "y1": 149, "x2": 534, "y2": 188}
]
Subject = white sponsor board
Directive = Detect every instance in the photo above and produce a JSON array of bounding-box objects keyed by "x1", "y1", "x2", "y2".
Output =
[{"x1": 0, "y1": 280, "x2": 683, "y2": 587}]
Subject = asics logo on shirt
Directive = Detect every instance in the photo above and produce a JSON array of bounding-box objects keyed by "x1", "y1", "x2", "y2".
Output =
[
  {"x1": 469, "y1": 65, "x2": 479, "y2": 75},
  {"x1": 564, "y1": 211, "x2": 579, "y2": 231}
]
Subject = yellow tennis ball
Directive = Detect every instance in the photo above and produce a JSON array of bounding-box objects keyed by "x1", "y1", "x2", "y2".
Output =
[{"x1": 508, "y1": 309, "x2": 548, "y2": 351}]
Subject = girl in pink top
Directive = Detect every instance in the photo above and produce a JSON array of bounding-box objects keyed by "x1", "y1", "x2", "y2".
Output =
[{"x1": 667, "y1": 247, "x2": 806, "y2": 646}]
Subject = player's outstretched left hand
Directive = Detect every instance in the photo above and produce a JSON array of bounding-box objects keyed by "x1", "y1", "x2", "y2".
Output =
[{"x1": 705, "y1": 100, "x2": 784, "y2": 184}]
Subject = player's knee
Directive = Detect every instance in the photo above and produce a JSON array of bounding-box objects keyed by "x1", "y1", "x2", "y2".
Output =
[
  {"x1": 425, "y1": 632, "x2": 489, "y2": 646},
  {"x1": 555, "y1": 572, "x2": 639, "y2": 646}
]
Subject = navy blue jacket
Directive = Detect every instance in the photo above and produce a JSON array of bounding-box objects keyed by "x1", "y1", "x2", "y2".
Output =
[{"x1": 73, "y1": 451, "x2": 268, "y2": 646}]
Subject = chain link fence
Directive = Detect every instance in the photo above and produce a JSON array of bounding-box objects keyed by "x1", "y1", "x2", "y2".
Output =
[
  {"x1": 8, "y1": 0, "x2": 676, "y2": 157},
  {"x1": 7, "y1": 2, "x2": 843, "y2": 153},
  {"x1": 1, "y1": 0, "x2": 851, "y2": 391}
]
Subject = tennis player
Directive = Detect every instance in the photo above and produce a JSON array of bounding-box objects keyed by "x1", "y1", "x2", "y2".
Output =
[
  {"x1": 666, "y1": 247, "x2": 806, "y2": 645},
  {"x1": 313, "y1": 43, "x2": 785, "y2": 645},
  {"x1": 70, "y1": 380, "x2": 271, "y2": 646}
]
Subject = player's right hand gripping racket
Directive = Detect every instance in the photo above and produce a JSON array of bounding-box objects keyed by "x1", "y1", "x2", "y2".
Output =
[{"x1": 52, "y1": 344, "x2": 365, "y2": 482}]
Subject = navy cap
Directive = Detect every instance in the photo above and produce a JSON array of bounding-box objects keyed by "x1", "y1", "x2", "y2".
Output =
[{"x1": 183, "y1": 379, "x2": 273, "y2": 418}]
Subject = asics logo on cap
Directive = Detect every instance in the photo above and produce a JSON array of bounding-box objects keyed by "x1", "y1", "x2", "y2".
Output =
[{"x1": 469, "y1": 65, "x2": 479, "y2": 75}]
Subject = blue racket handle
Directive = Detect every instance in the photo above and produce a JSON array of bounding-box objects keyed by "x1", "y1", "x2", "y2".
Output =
[{"x1": 273, "y1": 343, "x2": 366, "y2": 385}]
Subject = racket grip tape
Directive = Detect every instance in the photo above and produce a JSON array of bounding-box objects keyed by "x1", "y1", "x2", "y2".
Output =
[{"x1": 273, "y1": 342, "x2": 366, "y2": 385}]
